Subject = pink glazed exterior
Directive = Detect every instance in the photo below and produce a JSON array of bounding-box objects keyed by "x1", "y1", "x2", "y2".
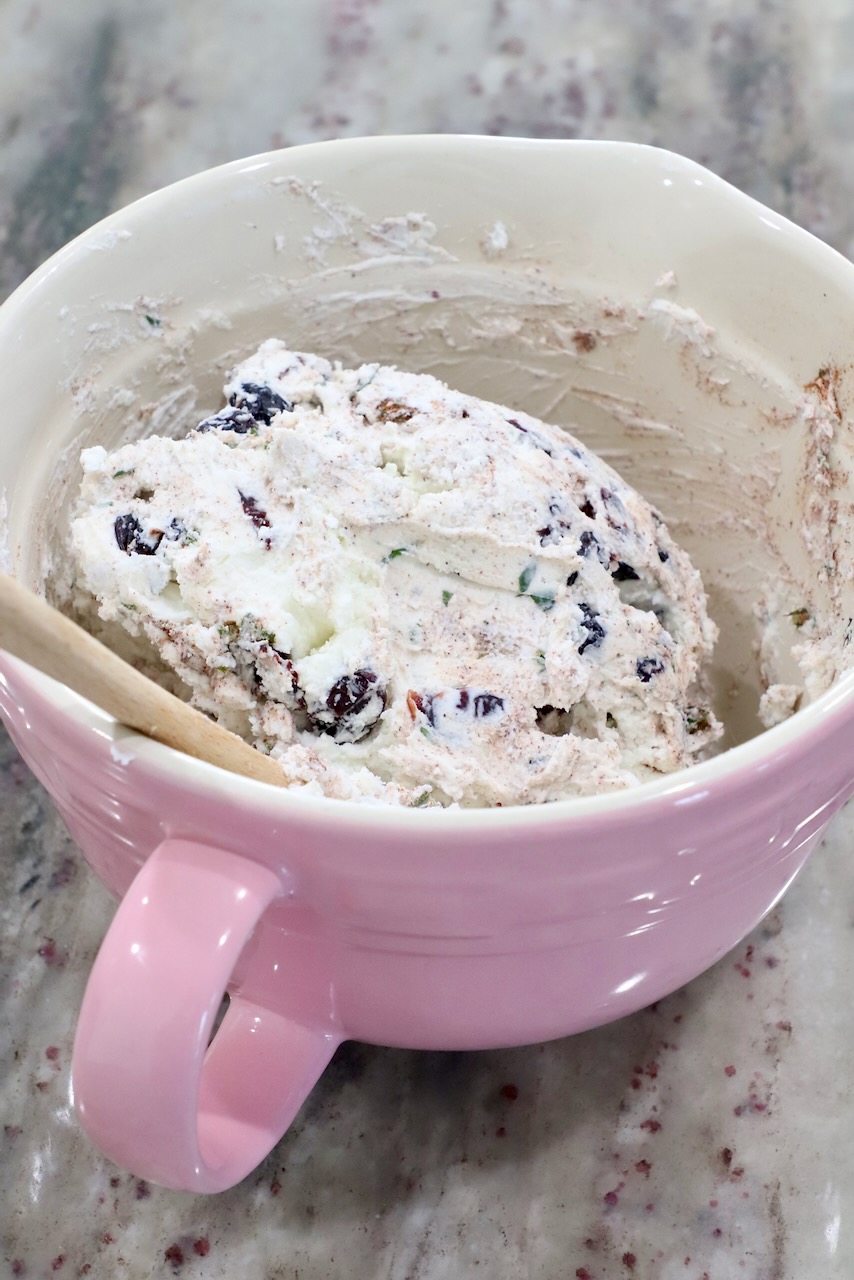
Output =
[
  {"x1": 3, "y1": 657, "x2": 854, "y2": 1190},
  {"x1": 3, "y1": 137, "x2": 854, "y2": 1192}
]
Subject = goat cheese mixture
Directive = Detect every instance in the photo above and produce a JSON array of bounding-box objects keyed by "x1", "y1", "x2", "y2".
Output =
[{"x1": 70, "y1": 340, "x2": 721, "y2": 806}]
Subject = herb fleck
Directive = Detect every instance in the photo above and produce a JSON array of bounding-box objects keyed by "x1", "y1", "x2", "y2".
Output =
[
  {"x1": 686, "y1": 707, "x2": 711, "y2": 734},
  {"x1": 788, "y1": 608, "x2": 810, "y2": 628},
  {"x1": 530, "y1": 591, "x2": 556, "y2": 612},
  {"x1": 442, "y1": 590, "x2": 453, "y2": 606},
  {"x1": 518, "y1": 560, "x2": 537, "y2": 594}
]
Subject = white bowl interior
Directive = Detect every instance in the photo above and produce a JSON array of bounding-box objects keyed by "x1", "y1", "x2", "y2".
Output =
[{"x1": 2, "y1": 137, "x2": 854, "y2": 756}]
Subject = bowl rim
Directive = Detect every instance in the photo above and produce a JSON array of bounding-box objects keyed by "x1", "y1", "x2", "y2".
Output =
[{"x1": 4, "y1": 132, "x2": 854, "y2": 831}]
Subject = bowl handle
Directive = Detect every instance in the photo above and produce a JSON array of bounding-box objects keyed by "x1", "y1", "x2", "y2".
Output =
[{"x1": 71, "y1": 838, "x2": 340, "y2": 1192}]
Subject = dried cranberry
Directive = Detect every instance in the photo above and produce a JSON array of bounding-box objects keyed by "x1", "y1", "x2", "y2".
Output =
[
  {"x1": 229, "y1": 382, "x2": 292, "y2": 424},
  {"x1": 196, "y1": 406, "x2": 258, "y2": 434},
  {"x1": 413, "y1": 689, "x2": 503, "y2": 726},
  {"x1": 578, "y1": 603, "x2": 605, "y2": 655},
  {"x1": 284, "y1": 658, "x2": 303, "y2": 702},
  {"x1": 658, "y1": 548, "x2": 669, "y2": 562},
  {"x1": 114, "y1": 513, "x2": 142, "y2": 551},
  {"x1": 580, "y1": 499, "x2": 596, "y2": 519},
  {"x1": 539, "y1": 519, "x2": 571, "y2": 547},
  {"x1": 113, "y1": 514, "x2": 162, "y2": 555},
  {"x1": 508, "y1": 418, "x2": 553, "y2": 455},
  {"x1": 327, "y1": 670, "x2": 376, "y2": 717},
  {"x1": 238, "y1": 491, "x2": 271, "y2": 532},
  {"x1": 165, "y1": 517, "x2": 186, "y2": 541},
  {"x1": 637, "y1": 656, "x2": 665, "y2": 682},
  {"x1": 419, "y1": 693, "x2": 437, "y2": 725},
  {"x1": 308, "y1": 669, "x2": 387, "y2": 742},
  {"x1": 578, "y1": 530, "x2": 599, "y2": 557},
  {"x1": 612, "y1": 561, "x2": 639, "y2": 581},
  {"x1": 600, "y1": 487, "x2": 628, "y2": 532},
  {"x1": 473, "y1": 692, "x2": 504, "y2": 716},
  {"x1": 268, "y1": 648, "x2": 306, "y2": 709},
  {"x1": 566, "y1": 571, "x2": 579, "y2": 586}
]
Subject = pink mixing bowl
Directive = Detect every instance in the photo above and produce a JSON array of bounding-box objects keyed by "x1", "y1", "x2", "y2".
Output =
[{"x1": 1, "y1": 136, "x2": 853, "y2": 1192}]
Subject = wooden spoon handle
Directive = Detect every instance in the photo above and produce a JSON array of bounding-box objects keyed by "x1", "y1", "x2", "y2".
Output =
[{"x1": 0, "y1": 572, "x2": 286, "y2": 787}]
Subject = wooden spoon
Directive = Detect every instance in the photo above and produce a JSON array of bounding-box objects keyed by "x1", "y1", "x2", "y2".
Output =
[{"x1": 0, "y1": 571, "x2": 287, "y2": 787}]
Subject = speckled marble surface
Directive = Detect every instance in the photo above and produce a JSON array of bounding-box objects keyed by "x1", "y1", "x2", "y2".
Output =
[{"x1": 3, "y1": 2, "x2": 854, "y2": 1276}]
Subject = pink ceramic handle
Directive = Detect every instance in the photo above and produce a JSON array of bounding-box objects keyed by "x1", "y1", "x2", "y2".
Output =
[{"x1": 72, "y1": 839, "x2": 340, "y2": 1192}]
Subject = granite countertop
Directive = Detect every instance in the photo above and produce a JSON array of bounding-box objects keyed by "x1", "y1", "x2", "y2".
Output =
[{"x1": 2, "y1": 1, "x2": 854, "y2": 1276}]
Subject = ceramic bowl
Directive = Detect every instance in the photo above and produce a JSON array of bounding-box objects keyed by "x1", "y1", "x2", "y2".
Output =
[{"x1": 1, "y1": 136, "x2": 853, "y2": 1192}]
